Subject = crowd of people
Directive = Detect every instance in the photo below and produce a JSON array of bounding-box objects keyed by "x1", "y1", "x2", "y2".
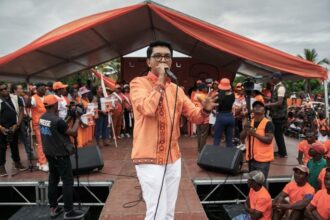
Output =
[
  {"x1": 0, "y1": 80, "x2": 134, "y2": 175},
  {"x1": 0, "y1": 40, "x2": 329, "y2": 219}
]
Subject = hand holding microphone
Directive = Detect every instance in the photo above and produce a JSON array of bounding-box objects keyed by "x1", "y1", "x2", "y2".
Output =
[{"x1": 156, "y1": 63, "x2": 178, "y2": 82}]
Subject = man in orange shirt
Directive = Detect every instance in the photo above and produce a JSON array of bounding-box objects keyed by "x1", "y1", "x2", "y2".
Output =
[
  {"x1": 305, "y1": 168, "x2": 330, "y2": 220},
  {"x1": 273, "y1": 165, "x2": 315, "y2": 220},
  {"x1": 194, "y1": 83, "x2": 210, "y2": 153},
  {"x1": 245, "y1": 170, "x2": 272, "y2": 220},
  {"x1": 240, "y1": 101, "x2": 274, "y2": 183},
  {"x1": 297, "y1": 129, "x2": 323, "y2": 165},
  {"x1": 130, "y1": 40, "x2": 217, "y2": 220},
  {"x1": 110, "y1": 84, "x2": 125, "y2": 139},
  {"x1": 30, "y1": 83, "x2": 48, "y2": 172}
]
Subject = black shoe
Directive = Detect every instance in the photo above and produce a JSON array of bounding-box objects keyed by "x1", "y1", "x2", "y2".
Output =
[
  {"x1": 64, "y1": 209, "x2": 85, "y2": 220},
  {"x1": 50, "y1": 206, "x2": 63, "y2": 218},
  {"x1": 279, "y1": 154, "x2": 288, "y2": 158}
]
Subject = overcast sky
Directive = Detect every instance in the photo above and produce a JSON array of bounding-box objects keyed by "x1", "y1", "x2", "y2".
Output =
[{"x1": 0, "y1": 0, "x2": 329, "y2": 66}]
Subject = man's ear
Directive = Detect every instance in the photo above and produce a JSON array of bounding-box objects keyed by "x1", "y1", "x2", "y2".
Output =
[{"x1": 146, "y1": 59, "x2": 150, "y2": 68}]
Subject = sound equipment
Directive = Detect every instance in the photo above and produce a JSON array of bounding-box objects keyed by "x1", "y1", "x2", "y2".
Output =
[
  {"x1": 70, "y1": 146, "x2": 104, "y2": 175},
  {"x1": 223, "y1": 204, "x2": 247, "y2": 219},
  {"x1": 197, "y1": 145, "x2": 243, "y2": 174}
]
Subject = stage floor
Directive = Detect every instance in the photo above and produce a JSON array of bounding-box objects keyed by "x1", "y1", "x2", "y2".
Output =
[{"x1": 1, "y1": 136, "x2": 299, "y2": 219}]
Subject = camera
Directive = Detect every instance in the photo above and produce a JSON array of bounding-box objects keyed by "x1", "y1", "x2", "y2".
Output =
[
  {"x1": 67, "y1": 102, "x2": 86, "y2": 118},
  {"x1": 242, "y1": 77, "x2": 255, "y2": 97}
]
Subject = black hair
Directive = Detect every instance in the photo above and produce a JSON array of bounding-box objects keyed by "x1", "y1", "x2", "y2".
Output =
[
  {"x1": 11, "y1": 83, "x2": 22, "y2": 93},
  {"x1": 146, "y1": 40, "x2": 173, "y2": 58},
  {"x1": 196, "y1": 83, "x2": 207, "y2": 91},
  {"x1": 0, "y1": 81, "x2": 6, "y2": 87}
]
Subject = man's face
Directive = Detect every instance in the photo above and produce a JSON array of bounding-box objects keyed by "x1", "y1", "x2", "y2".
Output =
[
  {"x1": 305, "y1": 133, "x2": 316, "y2": 144},
  {"x1": 324, "y1": 172, "x2": 330, "y2": 190},
  {"x1": 147, "y1": 46, "x2": 172, "y2": 75},
  {"x1": 253, "y1": 104, "x2": 265, "y2": 115},
  {"x1": 16, "y1": 85, "x2": 23, "y2": 96},
  {"x1": 293, "y1": 169, "x2": 307, "y2": 184},
  {"x1": 0, "y1": 84, "x2": 9, "y2": 97},
  {"x1": 59, "y1": 88, "x2": 67, "y2": 96},
  {"x1": 115, "y1": 86, "x2": 121, "y2": 93},
  {"x1": 270, "y1": 77, "x2": 278, "y2": 85},
  {"x1": 37, "y1": 86, "x2": 46, "y2": 96}
]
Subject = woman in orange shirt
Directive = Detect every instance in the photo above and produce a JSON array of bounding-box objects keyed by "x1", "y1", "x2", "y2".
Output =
[{"x1": 75, "y1": 86, "x2": 94, "y2": 147}]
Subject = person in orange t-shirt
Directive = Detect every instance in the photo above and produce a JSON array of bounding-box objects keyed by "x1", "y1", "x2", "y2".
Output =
[
  {"x1": 109, "y1": 84, "x2": 125, "y2": 139},
  {"x1": 318, "y1": 152, "x2": 330, "y2": 190},
  {"x1": 245, "y1": 170, "x2": 272, "y2": 220},
  {"x1": 297, "y1": 129, "x2": 324, "y2": 165},
  {"x1": 75, "y1": 86, "x2": 93, "y2": 148},
  {"x1": 194, "y1": 83, "x2": 209, "y2": 153},
  {"x1": 305, "y1": 169, "x2": 330, "y2": 220},
  {"x1": 323, "y1": 139, "x2": 330, "y2": 154},
  {"x1": 273, "y1": 165, "x2": 315, "y2": 220},
  {"x1": 30, "y1": 83, "x2": 48, "y2": 172}
]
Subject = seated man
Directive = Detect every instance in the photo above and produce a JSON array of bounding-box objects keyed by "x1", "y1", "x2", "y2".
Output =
[
  {"x1": 245, "y1": 170, "x2": 272, "y2": 220},
  {"x1": 272, "y1": 165, "x2": 314, "y2": 220},
  {"x1": 305, "y1": 168, "x2": 330, "y2": 220}
]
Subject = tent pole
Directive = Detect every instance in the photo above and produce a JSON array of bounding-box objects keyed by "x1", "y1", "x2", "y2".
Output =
[{"x1": 324, "y1": 79, "x2": 329, "y2": 122}]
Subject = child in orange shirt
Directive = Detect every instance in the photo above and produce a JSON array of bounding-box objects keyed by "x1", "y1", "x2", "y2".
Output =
[
  {"x1": 305, "y1": 168, "x2": 330, "y2": 220},
  {"x1": 245, "y1": 170, "x2": 272, "y2": 220},
  {"x1": 273, "y1": 165, "x2": 314, "y2": 220}
]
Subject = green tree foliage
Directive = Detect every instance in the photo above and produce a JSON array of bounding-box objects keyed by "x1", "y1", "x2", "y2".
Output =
[
  {"x1": 61, "y1": 58, "x2": 121, "y2": 86},
  {"x1": 297, "y1": 49, "x2": 329, "y2": 94}
]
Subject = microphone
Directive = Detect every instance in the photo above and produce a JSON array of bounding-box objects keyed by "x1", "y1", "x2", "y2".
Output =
[{"x1": 165, "y1": 68, "x2": 178, "y2": 81}]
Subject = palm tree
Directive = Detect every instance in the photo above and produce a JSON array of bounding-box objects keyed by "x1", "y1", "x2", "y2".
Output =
[{"x1": 298, "y1": 49, "x2": 330, "y2": 94}]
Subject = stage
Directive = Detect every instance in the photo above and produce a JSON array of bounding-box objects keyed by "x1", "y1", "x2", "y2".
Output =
[{"x1": 0, "y1": 136, "x2": 299, "y2": 219}]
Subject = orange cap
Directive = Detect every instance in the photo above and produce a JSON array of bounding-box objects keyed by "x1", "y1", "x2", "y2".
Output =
[
  {"x1": 218, "y1": 78, "x2": 231, "y2": 90},
  {"x1": 311, "y1": 142, "x2": 326, "y2": 155},
  {"x1": 43, "y1": 95, "x2": 58, "y2": 106},
  {"x1": 53, "y1": 81, "x2": 68, "y2": 90}
]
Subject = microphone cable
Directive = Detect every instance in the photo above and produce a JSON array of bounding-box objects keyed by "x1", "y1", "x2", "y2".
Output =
[{"x1": 153, "y1": 80, "x2": 179, "y2": 220}]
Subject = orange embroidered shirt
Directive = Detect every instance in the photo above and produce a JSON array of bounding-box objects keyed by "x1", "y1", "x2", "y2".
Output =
[{"x1": 130, "y1": 72, "x2": 209, "y2": 165}]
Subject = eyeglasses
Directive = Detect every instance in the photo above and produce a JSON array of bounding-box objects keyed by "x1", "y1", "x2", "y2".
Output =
[
  {"x1": 0, "y1": 87, "x2": 7, "y2": 91},
  {"x1": 151, "y1": 53, "x2": 172, "y2": 62}
]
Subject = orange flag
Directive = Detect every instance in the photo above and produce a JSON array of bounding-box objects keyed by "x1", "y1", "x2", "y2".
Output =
[{"x1": 90, "y1": 68, "x2": 116, "y2": 90}]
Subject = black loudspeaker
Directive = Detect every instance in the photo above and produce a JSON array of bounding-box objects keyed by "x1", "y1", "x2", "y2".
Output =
[
  {"x1": 70, "y1": 146, "x2": 104, "y2": 175},
  {"x1": 197, "y1": 145, "x2": 243, "y2": 174}
]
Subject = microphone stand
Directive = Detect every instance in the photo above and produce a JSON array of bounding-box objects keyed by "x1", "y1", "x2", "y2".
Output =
[
  {"x1": 245, "y1": 94, "x2": 252, "y2": 172},
  {"x1": 73, "y1": 136, "x2": 82, "y2": 210}
]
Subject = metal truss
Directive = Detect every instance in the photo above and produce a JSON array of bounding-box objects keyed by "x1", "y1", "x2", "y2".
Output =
[
  {"x1": 0, "y1": 181, "x2": 112, "y2": 206},
  {"x1": 193, "y1": 176, "x2": 291, "y2": 204}
]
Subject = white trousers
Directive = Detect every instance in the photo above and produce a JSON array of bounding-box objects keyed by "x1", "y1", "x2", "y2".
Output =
[{"x1": 135, "y1": 158, "x2": 181, "y2": 220}]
